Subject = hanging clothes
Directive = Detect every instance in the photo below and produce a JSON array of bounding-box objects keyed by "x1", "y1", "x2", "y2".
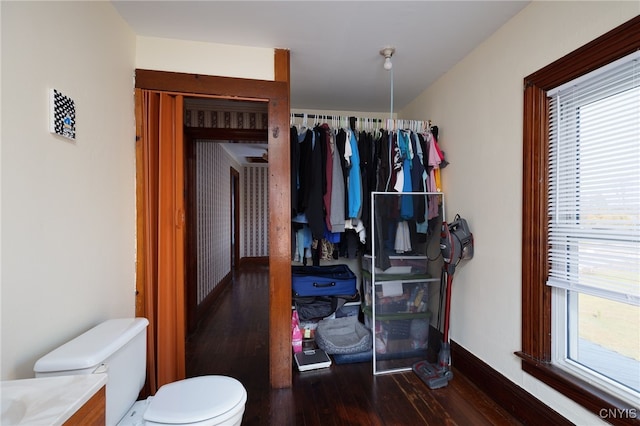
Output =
[
  {"x1": 335, "y1": 128, "x2": 349, "y2": 219},
  {"x1": 414, "y1": 132, "x2": 430, "y2": 236},
  {"x1": 425, "y1": 131, "x2": 441, "y2": 220},
  {"x1": 394, "y1": 220, "x2": 412, "y2": 253},
  {"x1": 321, "y1": 124, "x2": 334, "y2": 232},
  {"x1": 303, "y1": 126, "x2": 326, "y2": 241},
  {"x1": 410, "y1": 132, "x2": 426, "y2": 223},
  {"x1": 290, "y1": 126, "x2": 300, "y2": 216},
  {"x1": 296, "y1": 127, "x2": 313, "y2": 215},
  {"x1": 345, "y1": 129, "x2": 362, "y2": 220},
  {"x1": 328, "y1": 128, "x2": 346, "y2": 233},
  {"x1": 289, "y1": 115, "x2": 439, "y2": 266},
  {"x1": 433, "y1": 128, "x2": 446, "y2": 192},
  {"x1": 358, "y1": 130, "x2": 375, "y2": 252},
  {"x1": 375, "y1": 129, "x2": 391, "y2": 193},
  {"x1": 294, "y1": 225, "x2": 313, "y2": 263},
  {"x1": 396, "y1": 129, "x2": 414, "y2": 221}
]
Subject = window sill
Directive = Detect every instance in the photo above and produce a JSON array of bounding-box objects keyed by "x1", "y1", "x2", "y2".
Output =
[{"x1": 515, "y1": 351, "x2": 639, "y2": 426}]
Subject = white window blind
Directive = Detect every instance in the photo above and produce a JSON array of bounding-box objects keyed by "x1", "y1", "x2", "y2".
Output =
[{"x1": 547, "y1": 51, "x2": 640, "y2": 306}]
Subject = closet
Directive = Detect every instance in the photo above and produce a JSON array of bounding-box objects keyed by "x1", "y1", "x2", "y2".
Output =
[{"x1": 290, "y1": 112, "x2": 448, "y2": 374}]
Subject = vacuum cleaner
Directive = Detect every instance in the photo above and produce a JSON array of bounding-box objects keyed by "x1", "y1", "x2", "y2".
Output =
[{"x1": 412, "y1": 214, "x2": 474, "y2": 389}]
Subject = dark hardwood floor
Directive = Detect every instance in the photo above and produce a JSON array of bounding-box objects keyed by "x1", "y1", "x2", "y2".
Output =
[{"x1": 185, "y1": 264, "x2": 522, "y2": 426}]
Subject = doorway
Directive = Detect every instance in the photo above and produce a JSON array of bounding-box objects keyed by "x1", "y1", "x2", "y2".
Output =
[
  {"x1": 134, "y1": 56, "x2": 293, "y2": 389},
  {"x1": 183, "y1": 113, "x2": 268, "y2": 334}
]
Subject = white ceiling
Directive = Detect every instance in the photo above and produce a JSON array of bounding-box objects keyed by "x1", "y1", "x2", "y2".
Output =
[
  {"x1": 221, "y1": 143, "x2": 269, "y2": 163},
  {"x1": 112, "y1": 0, "x2": 530, "y2": 113}
]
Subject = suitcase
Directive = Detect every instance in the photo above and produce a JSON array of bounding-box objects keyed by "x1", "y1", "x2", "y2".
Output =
[{"x1": 292, "y1": 264, "x2": 357, "y2": 297}]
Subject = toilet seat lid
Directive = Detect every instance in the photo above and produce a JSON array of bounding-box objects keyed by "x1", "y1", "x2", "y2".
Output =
[{"x1": 144, "y1": 375, "x2": 247, "y2": 424}]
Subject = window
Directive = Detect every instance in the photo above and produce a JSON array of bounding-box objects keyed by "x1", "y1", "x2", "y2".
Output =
[
  {"x1": 520, "y1": 16, "x2": 640, "y2": 424},
  {"x1": 547, "y1": 52, "x2": 640, "y2": 406}
]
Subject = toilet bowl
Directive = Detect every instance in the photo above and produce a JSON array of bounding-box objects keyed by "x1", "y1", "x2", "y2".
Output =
[
  {"x1": 119, "y1": 376, "x2": 247, "y2": 426},
  {"x1": 34, "y1": 318, "x2": 247, "y2": 426}
]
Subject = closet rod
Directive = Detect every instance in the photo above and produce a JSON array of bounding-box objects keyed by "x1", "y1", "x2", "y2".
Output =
[
  {"x1": 291, "y1": 113, "x2": 434, "y2": 133},
  {"x1": 291, "y1": 113, "x2": 383, "y2": 123}
]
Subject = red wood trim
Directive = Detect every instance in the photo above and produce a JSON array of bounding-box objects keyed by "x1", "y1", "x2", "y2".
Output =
[
  {"x1": 184, "y1": 127, "x2": 267, "y2": 142},
  {"x1": 239, "y1": 256, "x2": 269, "y2": 266},
  {"x1": 521, "y1": 16, "x2": 640, "y2": 421},
  {"x1": 135, "y1": 69, "x2": 287, "y2": 99},
  {"x1": 521, "y1": 82, "x2": 551, "y2": 362},
  {"x1": 516, "y1": 352, "x2": 640, "y2": 426},
  {"x1": 268, "y1": 49, "x2": 292, "y2": 389},
  {"x1": 194, "y1": 272, "x2": 233, "y2": 324},
  {"x1": 134, "y1": 89, "x2": 147, "y2": 321},
  {"x1": 267, "y1": 99, "x2": 292, "y2": 389},
  {"x1": 525, "y1": 16, "x2": 640, "y2": 90},
  {"x1": 451, "y1": 342, "x2": 572, "y2": 425},
  {"x1": 274, "y1": 49, "x2": 290, "y2": 84}
]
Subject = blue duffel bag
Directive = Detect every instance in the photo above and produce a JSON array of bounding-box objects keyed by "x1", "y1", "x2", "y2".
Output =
[{"x1": 292, "y1": 264, "x2": 357, "y2": 297}]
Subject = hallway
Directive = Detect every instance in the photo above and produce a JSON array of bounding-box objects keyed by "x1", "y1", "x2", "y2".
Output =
[{"x1": 185, "y1": 264, "x2": 521, "y2": 425}]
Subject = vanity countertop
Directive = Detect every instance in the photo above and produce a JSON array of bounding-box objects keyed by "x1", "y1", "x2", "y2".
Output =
[{"x1": 1, "y1": 373, "x2": 107, "y2": 425}]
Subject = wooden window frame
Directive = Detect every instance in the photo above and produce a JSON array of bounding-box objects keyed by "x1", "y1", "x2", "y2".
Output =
[{"x1": 518, "y1": 17, "x2": 640, "y2": 425}]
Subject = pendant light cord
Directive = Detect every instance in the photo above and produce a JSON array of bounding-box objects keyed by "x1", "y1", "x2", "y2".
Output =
[{"x1": 390, "y1": 66, "x2": 394, "y2": 122}]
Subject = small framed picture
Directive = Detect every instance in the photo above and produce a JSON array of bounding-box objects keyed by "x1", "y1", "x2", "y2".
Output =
[{"x1": 49, "y1": 89, "x2": 76, "y2": 140}]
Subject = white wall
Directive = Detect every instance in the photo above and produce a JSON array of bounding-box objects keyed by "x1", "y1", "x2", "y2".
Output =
[
  {"x1": 1, "y1": 2, "x2": 136, "y2": 379},
  {"x1": 400, "y1": 2, "x2": 639, "y2": 424},
  {"x1": 0, "y1": 2, "x2": 278, "y2": 381},
  {"x1": 136, "y1": 36, "x2": 274, "y2": 81}
]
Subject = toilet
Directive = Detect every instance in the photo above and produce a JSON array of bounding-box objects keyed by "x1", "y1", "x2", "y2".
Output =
[{"x1": 33, "y1": 318, "x2": 246, "y2": 426}]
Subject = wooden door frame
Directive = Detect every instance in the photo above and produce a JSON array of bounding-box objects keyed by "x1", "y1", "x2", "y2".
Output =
[
  {"x1": 135, "y1": 50, "x2": 292, "y2": 388},
  {"x1": 184, "y1": 132, "x2": 198, "y2": 333},
  {"x1": 230, "y1": 167, "x2": 240, "y2": 270}
]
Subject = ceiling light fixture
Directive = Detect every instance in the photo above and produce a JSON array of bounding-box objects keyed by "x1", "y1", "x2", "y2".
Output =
[
  {"x1": 380, "y1": 47, "x2": 395, "y2": 71},
  {"x1": 380, "y1": 47, "x2": 396, "y2": 122}
]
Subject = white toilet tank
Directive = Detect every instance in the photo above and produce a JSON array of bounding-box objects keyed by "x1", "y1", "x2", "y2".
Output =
[{"x1": 34, "y1": 318, "x2": 149, "y2": 426}]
